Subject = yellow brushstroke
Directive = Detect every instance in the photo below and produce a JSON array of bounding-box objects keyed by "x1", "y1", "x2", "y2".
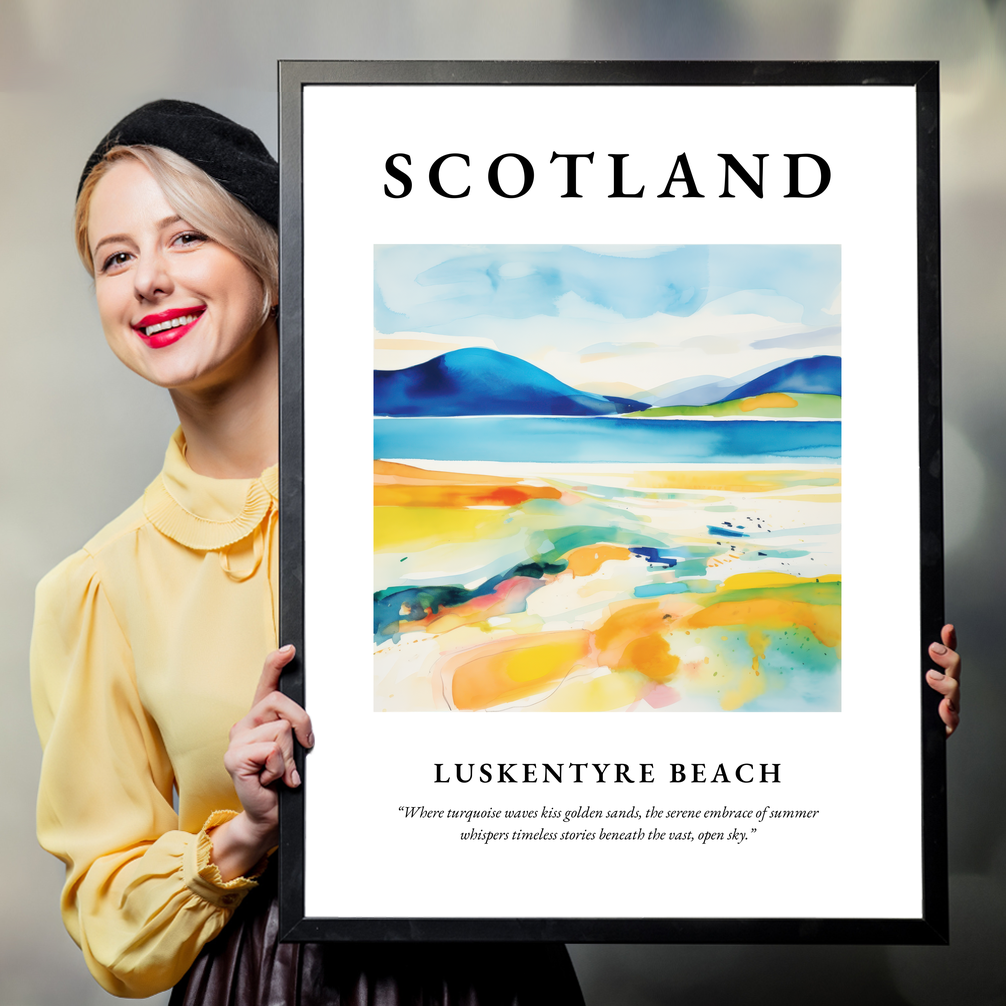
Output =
[
  {"x1": 627, "y1": 469, "x2": 842, "y2": 493},
  {"x1": 720, "y1": 667, "x2": 767, "y2": 710},
  {"x1": 747, "y1": 628, "x2": 770, "y2": 672},
  {"x1": 740, "y1": 392, "x2": 798, "y2": 411},
  {"x1": 721, "y1": 571, "x2": 841, "y2": 591},
  {"x1": 504, "y1": 641, "x2": 586, "y2": 683},
  {"x1": 540, "y1": 671, "x2": 650, "y2": 711},
  {"x1": 761, "y1": 494, "x2": 842, "y2": 503},
  {"x1": 374, "y1": 506, "x2": 514, "y2": 552}
]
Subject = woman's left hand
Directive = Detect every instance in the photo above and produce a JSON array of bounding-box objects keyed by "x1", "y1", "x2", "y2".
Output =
[{"x1": 926, "y1": 624, "x2": 961, "y2": 737}]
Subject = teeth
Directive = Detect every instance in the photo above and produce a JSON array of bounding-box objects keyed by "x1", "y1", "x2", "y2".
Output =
[{"x1": 142, "y1": 313, "x2": 199, "y2": 337}]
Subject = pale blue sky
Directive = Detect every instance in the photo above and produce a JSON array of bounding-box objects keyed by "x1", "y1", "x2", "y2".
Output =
[{"x1": 374, "y1": 245, "x2": 841, "y2": 396}]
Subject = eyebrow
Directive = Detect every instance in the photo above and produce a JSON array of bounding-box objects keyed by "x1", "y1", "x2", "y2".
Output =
[{"x1": 91, "y1": 215, "x2": 185, "y2": 258}]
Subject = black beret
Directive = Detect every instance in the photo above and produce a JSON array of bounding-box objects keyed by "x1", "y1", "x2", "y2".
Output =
[{"x1": 78, "y1": 99, "x2": 278, "y2": 228}]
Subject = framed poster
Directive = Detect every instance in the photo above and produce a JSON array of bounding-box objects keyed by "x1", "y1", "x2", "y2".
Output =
[{"x1": 277, "y1": 61, "x2": 946, "y2": 943}]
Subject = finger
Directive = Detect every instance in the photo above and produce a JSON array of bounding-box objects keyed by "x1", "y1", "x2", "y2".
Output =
[
  {"x1": 939, "y1": 697, "x2": 960, "y2": 737},
  {"x1": 928, "y1": 641, "x2": 961, "y2": 681},
  {"x1": 224, "y1": 739, "x2": 287, "y2": 786},
  {"x1": 258, "y1": 742, "x2": 287, "y2": 787},
  {"x1": 245, "y1": 691, "x2": 314, "y2": 749},
  {"x1": 941, "y1": 624, "x2": 957, "y2": 652},
  {"x1": 252, "y1": 645, "x2": 296, "y2": 707},
  {"x1": 926, "y1": 670, "x2": 961, "y2": 738},
  {"x1": 236, "y1": 719, "x2": 300, "y2": 788},
  {"x1": 926, "y1": 669, "x2": 959, "y2": 705},
  {"x1": 230, "y1": 696, "x2": 313, "y2": 752}
]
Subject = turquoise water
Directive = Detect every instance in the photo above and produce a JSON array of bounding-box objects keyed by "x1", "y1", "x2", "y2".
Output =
[{"x1": 374, "y1": 416, "x2": 841, "y2": 464}]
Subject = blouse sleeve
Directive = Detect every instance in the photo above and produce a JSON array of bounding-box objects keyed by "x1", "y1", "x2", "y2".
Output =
[{"x1": 31, "y1": 549, "x2": 262, "y2": 998}]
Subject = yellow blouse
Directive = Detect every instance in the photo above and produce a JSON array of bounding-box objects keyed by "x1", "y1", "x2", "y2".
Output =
[{"x1": 31, "y1": 429, "x2": 279, "y2": 998}]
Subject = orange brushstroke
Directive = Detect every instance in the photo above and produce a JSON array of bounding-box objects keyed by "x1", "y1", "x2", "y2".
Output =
[
  {"x1": 594, "y1": 599, "x2": 689, "y2": 681},
  {"x1": 375, "y1": 483, "x2": 561, "y2": 507},
  {"x1": 595, "y1": 599, "x2": 672, "y2": 651},
  {"x1": 428, "y1": 587, "x2": 839, "y2": 710},
  {"x1": 376, "y1": 460, "x2": 530, "y2": 486},
  {"x1": 677, "y1": 599, "x2": 841, "y2": 649},
  {"x1": 618, "y1": 634, "x2": 681, "y2": 681},
  {"x1": 564, "y1": 544, "x2": 632, "y2": 577},
  {"x1": 444, "y1": 631, "x2": 593, "y2": 710},
  {"x1": 739, "y1": 392, "x2": 798, "y2": 411}
]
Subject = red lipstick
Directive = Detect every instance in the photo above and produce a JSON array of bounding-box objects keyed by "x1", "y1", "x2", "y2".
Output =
[{"x1": 132, "y1": 306, "x2": 205, "y2": 349}]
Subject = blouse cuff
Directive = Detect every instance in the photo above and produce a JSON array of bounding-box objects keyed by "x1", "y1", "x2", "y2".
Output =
[{"x1": 183, "y1": 810, "x2": 269, "y2": 909}]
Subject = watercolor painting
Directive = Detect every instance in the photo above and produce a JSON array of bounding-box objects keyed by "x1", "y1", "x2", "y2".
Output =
[{"x1": 374, "y1": 245, "x2": 840, "y2": 712}]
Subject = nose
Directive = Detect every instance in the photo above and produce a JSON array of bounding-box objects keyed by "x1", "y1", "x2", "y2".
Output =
[{"x1": 133, "y1": 247, "x2": 173, "y2": 303}]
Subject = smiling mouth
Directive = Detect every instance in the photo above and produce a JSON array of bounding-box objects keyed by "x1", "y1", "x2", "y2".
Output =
[
  {"x1": 142, "y1": 313, "x2": 199, "y2": 337},
  {"x1": 135, "y1": 307, "x2": 206, "y2": 338}
]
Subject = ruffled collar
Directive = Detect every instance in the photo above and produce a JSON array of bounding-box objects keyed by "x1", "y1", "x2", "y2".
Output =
[{"x1": 143, "y1": 428, "x2": 278, "y2": 551}]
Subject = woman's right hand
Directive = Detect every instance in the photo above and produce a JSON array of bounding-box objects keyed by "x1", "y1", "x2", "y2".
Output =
[
  {"x1": 926, "y1": 624, "x2": 961, "y2": 737},
  {"x1": 209, "y1": 645, "x2": 314, "y2": 881}
]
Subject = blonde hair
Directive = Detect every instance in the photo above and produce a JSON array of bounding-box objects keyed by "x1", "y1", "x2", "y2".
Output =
[{"x1": 75, "y1": 145, "x2": 278, "y2": 322}]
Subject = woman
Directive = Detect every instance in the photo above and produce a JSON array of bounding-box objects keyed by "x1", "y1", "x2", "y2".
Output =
[
  {"x1": 32, "y1": 99, "x2": 962, "y2": 1003},
  {"x1": 31, "y1": 100, "x2": 586, "y2": 1003}
]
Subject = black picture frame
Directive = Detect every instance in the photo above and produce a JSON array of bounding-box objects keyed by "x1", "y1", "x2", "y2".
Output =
[{"x1": 277, "y1": 60, "x2": 945, "y2": 945}]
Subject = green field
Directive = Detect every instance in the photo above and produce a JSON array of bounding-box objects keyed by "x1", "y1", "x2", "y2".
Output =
[{"x1": 627, "y1": 392, "x2": 841, "y2": 420}]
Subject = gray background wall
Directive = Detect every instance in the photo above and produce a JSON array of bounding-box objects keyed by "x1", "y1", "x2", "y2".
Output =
[{"x1": 1, "y1": 1, "x2": 1002, "y2": 1003}]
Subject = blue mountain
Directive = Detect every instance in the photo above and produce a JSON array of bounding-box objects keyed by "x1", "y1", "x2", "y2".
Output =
[
  {"x1": 375, "y1": 348, "x2": 648, "y2": 417},
  {"x1": 717, "y1": 355, "x2": 841, "y2": 401}
]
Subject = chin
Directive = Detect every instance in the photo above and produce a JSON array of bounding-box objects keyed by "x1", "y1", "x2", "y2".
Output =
[
  {"x1": 154, "y1": 369, "x2": 208, "y2": 391},
  {"x1": 122, "y1": 353, "x2": 218, "y2": 391},
  {"x1": 162, "y1": 362, "x2": 228, "y2": 391}
]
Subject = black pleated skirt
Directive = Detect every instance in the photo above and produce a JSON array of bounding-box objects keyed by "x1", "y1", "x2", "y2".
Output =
[{"x1": 169, "y1": 869, "x2": 585, "y2": 1006}]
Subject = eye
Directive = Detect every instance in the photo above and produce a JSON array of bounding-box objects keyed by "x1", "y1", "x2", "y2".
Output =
[
  {"x1": 100, "y1": 251, "x2": 132, "y2": 274},
  {"x1": 172, "y1": 230, "x2": 208, "y2": 249}
]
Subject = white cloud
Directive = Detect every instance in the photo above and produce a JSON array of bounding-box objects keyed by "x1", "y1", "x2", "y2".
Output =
[{"x1": 375, "y1": 290, "x2": 841, "y2": 392}]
